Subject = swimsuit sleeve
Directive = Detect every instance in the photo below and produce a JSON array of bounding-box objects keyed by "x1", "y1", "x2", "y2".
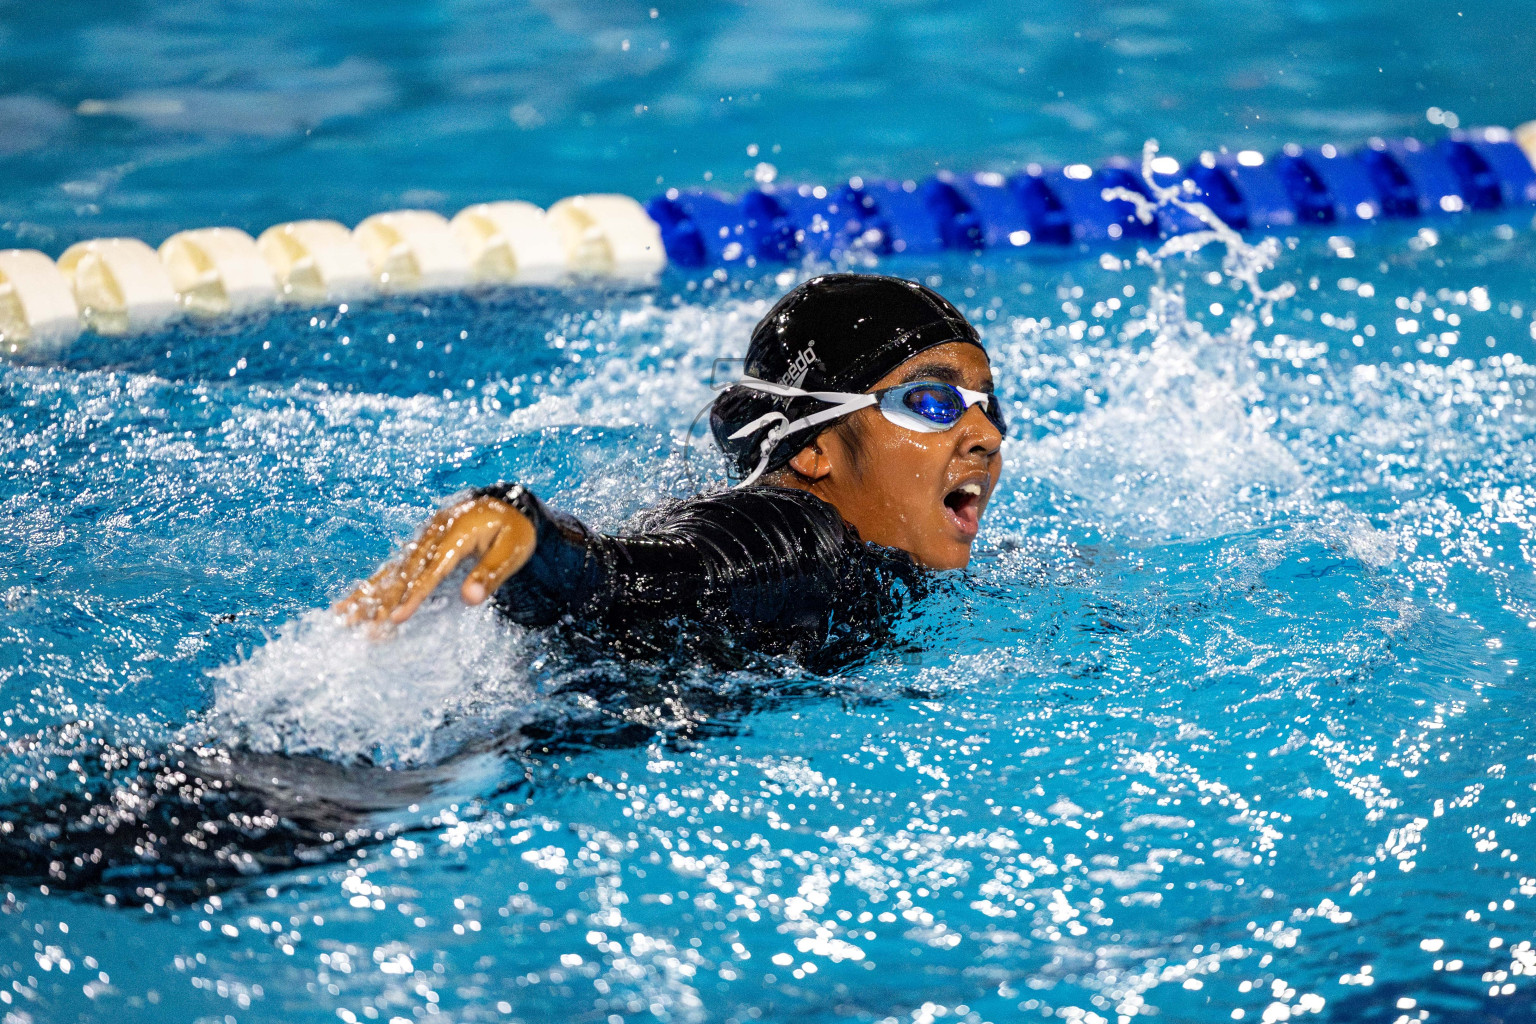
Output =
[{"x1": 471, "y1": 482, "x2": 919, "y2": 658}]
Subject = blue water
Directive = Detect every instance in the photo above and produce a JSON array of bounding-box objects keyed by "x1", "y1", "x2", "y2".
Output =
[{"x1": 4, "y1": 3, "x2": 1536, "y2": 1023}]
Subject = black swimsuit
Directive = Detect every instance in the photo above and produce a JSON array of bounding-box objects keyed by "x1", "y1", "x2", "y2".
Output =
[
  {"x1": 476, "y1": 483, "x2": 926, "y2": 668},
  {"x1": 0, "y1": 488, "x2": 926, "y2": 895}
]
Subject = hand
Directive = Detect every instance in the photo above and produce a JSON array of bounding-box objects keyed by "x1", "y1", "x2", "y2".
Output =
[{"x1": 335, "y1": 494, "x2": 537, "y2": 627}]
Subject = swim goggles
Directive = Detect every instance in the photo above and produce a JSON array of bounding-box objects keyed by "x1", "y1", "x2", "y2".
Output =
[{"x1": 722, "y1": 375, "x2": 1007, "y2": 487}]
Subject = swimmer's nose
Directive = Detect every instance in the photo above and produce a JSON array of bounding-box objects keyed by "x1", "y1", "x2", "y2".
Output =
[{"x1": 957, "y1": 403, "x2": 1004, "y2": 457}]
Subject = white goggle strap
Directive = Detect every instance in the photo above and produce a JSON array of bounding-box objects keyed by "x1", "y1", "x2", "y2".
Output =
[
  {"x1": 739, "y1": 375, "x2": 993, "y2": 415},
  {"x1": 957, "y1": 385, "x2": 990, "y2": 406},
  {"x1": 723, "y1": 375, "x2": 868, "y2": 404},
  {"x1": 722, "y1": 377, "x2": 876, "y2": 488}
]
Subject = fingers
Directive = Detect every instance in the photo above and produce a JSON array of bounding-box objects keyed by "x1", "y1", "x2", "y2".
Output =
[
  {"x1": 389, "y1": 519, "x2": 489, "y2": 624},
  {"x1": 461, "y1": 510, "x2": 537, "y2": 605},
  {"x1": 334, "y1": 507, "x2": 458, "y2": 626},
  {"x1": 335, "y1": 556, "x2": 409, "y2": 625},
  {"x1": 334, "y1": 496, "x2": 534, "y2": 630},
  {"x1": 336, "y1": 550, "x2": 417, "y2": 625},
  {"x1": 390, "y1": 510, "x2": 456, "y2": 597}
]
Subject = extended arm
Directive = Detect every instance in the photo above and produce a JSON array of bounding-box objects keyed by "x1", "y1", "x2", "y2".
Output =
[
  {"x1": 337, "y1": 484, "x2": 897, "y2": 646},
  {"x1": 480, "y1": 483, "x2": 863, "y2": 634}
]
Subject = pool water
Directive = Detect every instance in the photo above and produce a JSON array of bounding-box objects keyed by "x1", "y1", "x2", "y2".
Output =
[{"x1": 3, "y1": 3, "x2": 1536, "y2": 1023}]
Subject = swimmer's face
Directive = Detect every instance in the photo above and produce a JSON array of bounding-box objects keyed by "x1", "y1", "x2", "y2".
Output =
[{"x1": 786, "y1": 342, "x2": 1003, "y2": 570}]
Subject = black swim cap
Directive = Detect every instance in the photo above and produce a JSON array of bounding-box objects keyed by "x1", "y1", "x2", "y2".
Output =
[{"x1": 710, "y1": 273, "x2": 984, "y2": 480}]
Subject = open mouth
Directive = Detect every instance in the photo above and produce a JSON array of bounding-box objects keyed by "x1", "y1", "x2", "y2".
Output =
[{"x1": 942, "y1": 481, "x2": 984, "y2": 538}]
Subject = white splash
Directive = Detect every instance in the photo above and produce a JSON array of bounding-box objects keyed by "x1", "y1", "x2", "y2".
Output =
[
  {"x1": 1103, "y1": 138, "x2": 1297, "y2": 311},
  {"x1": 1022, "y1": 144, "x2": 1314, "y2": 542},
  {"x1": 206, "y1": 596, "x2": 535, "y2": 767},
  {"x1": 1020, "y1": 325, "x2": 1308, "y2": 542}
]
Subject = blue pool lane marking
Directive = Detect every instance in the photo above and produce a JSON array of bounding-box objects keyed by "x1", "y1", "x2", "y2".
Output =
[{"x1": 648, "y1": 127, "x2": 1536, "y2": 268}]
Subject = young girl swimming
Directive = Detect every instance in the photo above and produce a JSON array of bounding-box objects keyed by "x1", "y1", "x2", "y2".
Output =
[
  {"x1": 0, "y1": 275, "x2": 1009, "y2": 893},
  {"x1": 339, "y1": 273, "x2": 1006, "y2": 664}
]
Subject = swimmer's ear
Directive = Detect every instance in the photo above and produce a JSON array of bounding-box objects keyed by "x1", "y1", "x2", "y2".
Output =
[{"x1": 787, "y1": 443, "x2": 833, "y2": 481}]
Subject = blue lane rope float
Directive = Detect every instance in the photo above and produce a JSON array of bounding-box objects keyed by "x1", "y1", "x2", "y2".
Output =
[
  {"x1": 3, "y1": 125, "x2": 1536, "y2": 355},
  {"x1": 648, "y1": 126, "x2": 1536, "y2": 268}
]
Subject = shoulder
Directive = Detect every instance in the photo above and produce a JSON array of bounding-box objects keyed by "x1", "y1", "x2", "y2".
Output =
[
  {"x1": 646, "y1": 485, "x2": 843, "y2": 529},
  {"x1": 650, "y1": 487, "x2": 920, "y2": 576},
  {"x1": 631, "y1": 485, "x2": 850, "y2": 554},
  {"x1": 691, "y1": 485, "x2": 839, "y2": 517}
]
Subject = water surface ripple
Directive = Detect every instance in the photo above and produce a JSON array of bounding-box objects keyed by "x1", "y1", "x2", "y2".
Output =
[{"x1": 3, "y1": 2, "x2": 1536, "y2": 1022}]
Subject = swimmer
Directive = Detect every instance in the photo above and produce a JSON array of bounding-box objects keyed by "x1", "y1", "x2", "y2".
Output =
[{"x1": 338, "y1": 273, "x2": 1006, "y2": 663}]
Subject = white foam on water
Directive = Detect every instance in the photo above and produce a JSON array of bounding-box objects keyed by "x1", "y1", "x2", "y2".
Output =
[
  {"x1": 1016, "y1": 282, "x2": 1309, "y2": 544},
  {"x1": 1339, "y1": 512, "x2": 1398, "y2": 570},
  {"x1": 559, "y1": 298, "x2": 771, "y2": 422},
  {"x1": 205, "y1": 594, "x2": 535, "y2": 767},
  {"x1": 1014, "y1": 145, "x2": 1314, "y2": 544}
]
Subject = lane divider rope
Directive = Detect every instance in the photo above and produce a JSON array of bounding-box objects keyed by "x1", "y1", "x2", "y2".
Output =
[{"x1": 4, "y1": 125, "x2": 1536, "y2": 356}]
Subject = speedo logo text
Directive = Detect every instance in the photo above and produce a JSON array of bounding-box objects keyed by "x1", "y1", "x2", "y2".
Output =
[{"x1": 784, "y1": 340, "x2": 818, "y2": 388}]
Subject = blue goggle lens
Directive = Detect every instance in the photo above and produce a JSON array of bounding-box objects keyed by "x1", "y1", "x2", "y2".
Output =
[
  {"x1": 878, "y1": 382, "x2": 1007, "y2": 437},
  {"x1": 903, "y1": 384, "x2": 965, "y2": 425}
]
